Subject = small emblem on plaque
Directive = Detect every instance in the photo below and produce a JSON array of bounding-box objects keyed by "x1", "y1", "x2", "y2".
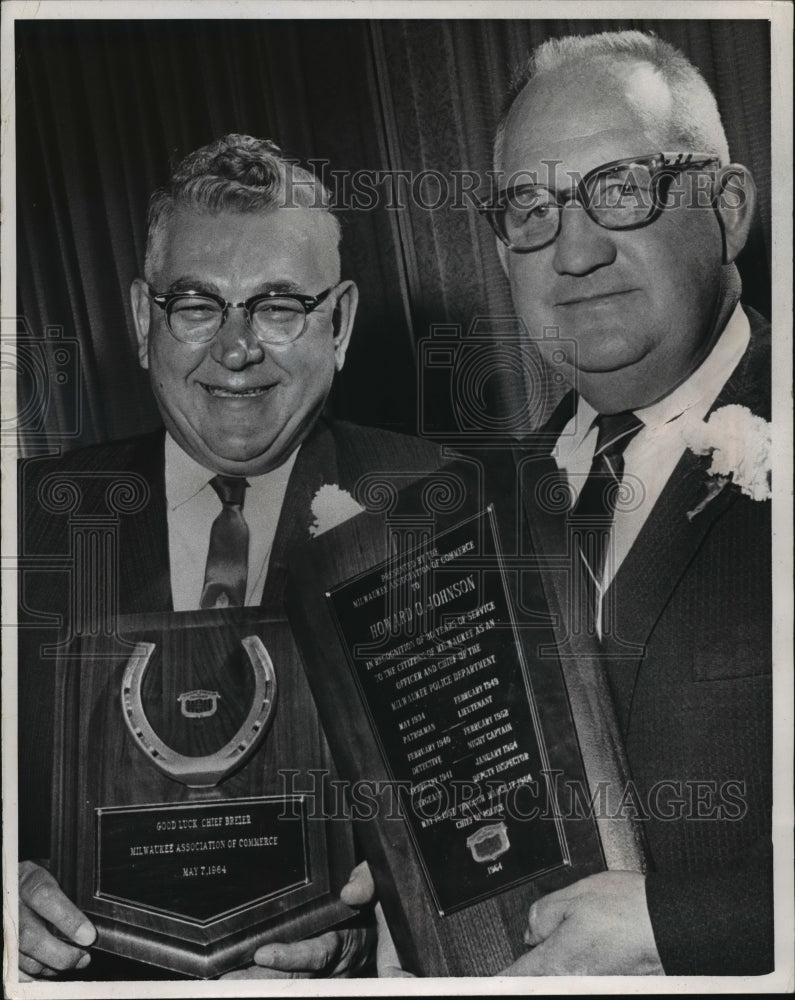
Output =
[
  {"x1": 178, "y1": 690, "x2": 221, "y2": 718},
  {"x1": 466, "y1": 821, "x2": 510, "y2": 863}
]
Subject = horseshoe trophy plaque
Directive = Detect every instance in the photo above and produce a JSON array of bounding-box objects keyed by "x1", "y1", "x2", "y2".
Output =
[{"x1": 51, "y1": 609, "x2": 355, "y2": 979}]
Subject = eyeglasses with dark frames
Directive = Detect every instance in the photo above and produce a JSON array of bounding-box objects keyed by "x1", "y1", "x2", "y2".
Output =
[
  {"x1": 479, "y1": 152, "x2": 721, "y2": 253},
  {"x1": 148, "y1": 286, "x2": 336, "y2": 345}
]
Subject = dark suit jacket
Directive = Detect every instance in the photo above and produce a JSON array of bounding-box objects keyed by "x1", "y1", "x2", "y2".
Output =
[
  {"x1": 517, "y1": 308, "x2": 772, "y2": 975},
  {"x1": 18, "y1": 417, "x2": 443, "y2": 861}
]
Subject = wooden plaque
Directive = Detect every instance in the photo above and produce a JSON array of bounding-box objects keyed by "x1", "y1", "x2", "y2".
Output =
[
  {"x1": 51, "y1": 608, "x2": 355, "y2": 979},
  {"x1": 286, "y1": 463, "x2": 646, "y2": 976}
]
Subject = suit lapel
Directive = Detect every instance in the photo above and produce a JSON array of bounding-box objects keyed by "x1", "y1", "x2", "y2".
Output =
[
  {"x1": 511, "y1": 388, "x2": 578, "y2": 582},
  {"x1": 513, "y1": 446, "x2": 591, "y2": 658},
  {"x1": 600, "y1": 315, "x2": 771, "y2": 725},
  {"x1": 118, "y1": 430, "x2": 173, "y2": 614},
  {"x1": 601, "y1": 447, "x2": 737, "y2": 656},
  {"x1": 261, "y1": 420, "x2": 339, "y2": 606}
]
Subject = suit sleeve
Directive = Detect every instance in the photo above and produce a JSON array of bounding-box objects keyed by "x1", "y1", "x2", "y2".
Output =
[{"x1": 645, "y1": 838, "x2": 773, "y2": 975}]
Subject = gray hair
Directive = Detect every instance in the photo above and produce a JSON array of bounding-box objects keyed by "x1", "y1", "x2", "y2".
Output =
[
  {"x1": 494, "y1": 31, "x2": 731, "y2": 174},
  {"x1": 144, "y1": 134, "x2": 340, "y2": 282}
]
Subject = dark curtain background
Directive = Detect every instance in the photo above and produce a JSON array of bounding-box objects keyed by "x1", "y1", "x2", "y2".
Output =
[{"x1": 15, "y1": 18, "x2": 771, "y2": 455}]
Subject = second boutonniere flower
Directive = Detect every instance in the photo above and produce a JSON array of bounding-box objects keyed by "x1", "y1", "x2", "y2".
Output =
[
  {"x1": 677, "y1": 404, "x2": 772, "y2": 519},
  {"x1": 309, "y1": 484, "x2": 367, "y2": 538}
]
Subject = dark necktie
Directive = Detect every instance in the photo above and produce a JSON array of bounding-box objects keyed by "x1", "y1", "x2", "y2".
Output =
[
  {"x1": 200, "y1": 475, "x2": 250, "y2": 609},
  {"x1": 571, "y1": 411, "x2": 644, "y2": 626}
]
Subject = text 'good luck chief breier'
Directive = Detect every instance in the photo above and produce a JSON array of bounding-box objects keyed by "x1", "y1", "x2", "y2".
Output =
[{"x1": 17, "y1": 135, "x2": 442, "y2": 981}]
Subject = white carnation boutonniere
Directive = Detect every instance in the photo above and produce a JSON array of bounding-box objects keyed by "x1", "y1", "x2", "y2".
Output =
[
  {"x1": 309, "y1": 484, "x2": 367, "y2": 538},
  {"x1": 677, "y1": 404, "x2": 772, "y2": 520}
]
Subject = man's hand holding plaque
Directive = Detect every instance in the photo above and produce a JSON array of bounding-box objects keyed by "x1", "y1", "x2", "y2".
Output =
[
  {"x1": 18, "y1": 862, "x2": 97, "y2": 981},
  {"x1": 501, "y1": 872, "x2": 663, "y2": 977}
]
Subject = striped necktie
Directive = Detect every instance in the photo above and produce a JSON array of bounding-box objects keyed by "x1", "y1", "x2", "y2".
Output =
[
  {"x1": 571, "y1": 411, "x2": 644, "y2": 627},
  {"x1": 200, "y1": 475, "x2": 250, "y2": 609}
]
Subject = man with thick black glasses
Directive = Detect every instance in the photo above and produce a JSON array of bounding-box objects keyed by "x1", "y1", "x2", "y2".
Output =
[
  {"x1": 479, "y1": 30, "x2": 772, "y2": 977},
  {"x1": 17, "y1": 134, "x2": 441, "y2": 981}
]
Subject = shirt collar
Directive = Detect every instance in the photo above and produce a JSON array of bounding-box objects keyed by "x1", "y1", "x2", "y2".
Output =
[
  {"x1": 165, "y1": 435, "x2": 213, "y2": 510},
  {"x1": 568, "y1": 302, "x2": 751, "y2": 438},
  {"x1": 164, "y1": 433, "x2": 300, "y2": 510},
  {"x1": 634, "y1": 302, "x2": 750, "y2": 430}
]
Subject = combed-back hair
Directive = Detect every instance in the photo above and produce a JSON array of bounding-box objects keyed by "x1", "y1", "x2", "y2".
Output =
[
  {"x1": 145, "y1": 134, "x2": 339, "y2": 282},
  {"x1": 493, "y1": 31, "x2": 730, "y2": 174}
]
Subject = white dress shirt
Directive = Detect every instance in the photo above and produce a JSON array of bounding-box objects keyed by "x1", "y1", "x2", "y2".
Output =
[
  {"x1": 165, "y1": 434, "x2": 299, "y2": 611},
  {"x1": 553, "y1": 304, "x2": 751, "y2": 630}
]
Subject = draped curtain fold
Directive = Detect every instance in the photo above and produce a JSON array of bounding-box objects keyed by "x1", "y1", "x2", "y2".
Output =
[{"x1": 15, "y1": 19, "x2": 771, "y2": 454}]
